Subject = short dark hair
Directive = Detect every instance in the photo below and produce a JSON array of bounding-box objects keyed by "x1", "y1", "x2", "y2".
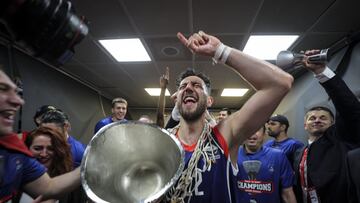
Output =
[
  {"x1": 33, "y1": 105, "x2": 57, "y2": 125},
  {"x1": 306, "y1": 106, "x2": 334, "y2": 120},
  {"x1": 269, "y1": 114, "x2": 289, "y2": 132},
  {"x1": 176, "y1": 68, "x2": 211, "y2": 94},
  {"x1": 221, "y1": 108, "x2": 232, "y2": 115},
  {"x1": 40, "y1": 110, "x2": 67, "y2": 128}
]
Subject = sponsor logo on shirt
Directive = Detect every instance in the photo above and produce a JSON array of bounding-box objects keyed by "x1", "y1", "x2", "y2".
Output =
[
  {"x1": 203, "y1": 143, "x2": 221, "y2": 161},
  {"x1": 237, "y1": 179, "x2": 273, "y2": 194}
]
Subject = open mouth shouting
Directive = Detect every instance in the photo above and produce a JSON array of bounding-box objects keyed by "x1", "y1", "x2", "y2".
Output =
[
  {"x1": 0, "y1": 109, "x2": 17, "y2": 126},
  {"x1": 182, "y1": 94, "x2": 198, "y2": 108}
]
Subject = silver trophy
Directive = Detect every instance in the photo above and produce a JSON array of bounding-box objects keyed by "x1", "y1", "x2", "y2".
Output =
[{"x1": 276, "y1": 49, "x2": 329, "y2": 72}]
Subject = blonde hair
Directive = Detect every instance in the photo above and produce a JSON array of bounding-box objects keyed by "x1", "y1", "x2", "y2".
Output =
[{"x1": 112, "y1": 97, "x2": 128, "y2": 108}]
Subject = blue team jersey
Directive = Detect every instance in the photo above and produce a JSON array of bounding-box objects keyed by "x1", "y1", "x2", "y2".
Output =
[
  {"x1": 235, "y1": 146, "x2": 294, "y2": 203},
  {"x1": 169, "y1": 126, "x2": 236, "y2": 203},
  {"x1": 94, "y1": 117, "x2": 127, "y2": 134},
  {"x1": 264, "y1": 138, "x2": 304, "y2": 166},
  {"x1": 0, "y1": 148, "x2": 46, "y2": 202},
  {"x1": 67, "y1": 135, "x2": 86, "y2": 167}
]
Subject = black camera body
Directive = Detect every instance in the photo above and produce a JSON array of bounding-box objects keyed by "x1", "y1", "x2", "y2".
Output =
[{"x1": 0, "y1": 0, "x2": 88, "y2": 64}]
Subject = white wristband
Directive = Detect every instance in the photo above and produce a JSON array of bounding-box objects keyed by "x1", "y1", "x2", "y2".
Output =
[
  {"x1": 220, "y1": 46, "x2": 232, "y2": 64},
  {"x1": 212, "y1": 43, "x2": 225, "y2": 65}
]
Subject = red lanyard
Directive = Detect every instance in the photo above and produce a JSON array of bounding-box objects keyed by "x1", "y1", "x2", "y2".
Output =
[
  {"x1": 299, "y1": 148, "x2": 321, "y2": 203},
  {"x1": 299, "y1": 147, "x2": 309, "y2": 189}
]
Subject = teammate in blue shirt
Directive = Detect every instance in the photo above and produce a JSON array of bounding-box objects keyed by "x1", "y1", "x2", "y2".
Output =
[
  {"x1": 264, "y1": 114, "x2": 304, "y2": 167},
  {"x1": 94, "y1": 97, "x2": 128, "y2": 134},
  {"x1": 67, "y1": 135, "x2": 86, "y2": 167},
  {"x1": 236, "y1": 126, "x2": 296, "y2": 203},
  {"x1": 0, "y1": 69, "x2": 80, "y2": 202},
  {"x1": 163, "y1": 31, "x2": 293, "y2": 202}
]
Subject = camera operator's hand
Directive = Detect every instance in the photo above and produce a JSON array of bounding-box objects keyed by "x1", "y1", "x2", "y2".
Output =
[
  {"x1": 177, "y1": 31, "x2": 221, "y2": 57},
  {"x1": 302, "y1": 49, "x2": 326, "y2": 74}
]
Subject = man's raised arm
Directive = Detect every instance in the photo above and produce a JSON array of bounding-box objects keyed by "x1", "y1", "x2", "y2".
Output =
[{"x1": 178, "y1": 31, "x2": 293, "y2": 162}]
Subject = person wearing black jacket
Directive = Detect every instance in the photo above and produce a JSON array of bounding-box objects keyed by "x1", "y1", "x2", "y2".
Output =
[
  {"x1": 346, "y1": 148, "x2": 360, "y2": 203},
  {"x1": 293, "y1": 50, "x2": 360, "y2": 203}
]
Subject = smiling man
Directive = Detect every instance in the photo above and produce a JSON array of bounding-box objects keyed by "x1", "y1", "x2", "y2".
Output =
[
  {"x1": 304, "y1": 106, "x2": 334, "y2": 144},
  {"x1": 292, "y1": 50, "x2": 360, "y2": 203},
  {"x1": 217, "y1": 108, "x2": 232, "y2": 123},
  {"x1": 0, "y1": 68, "x2": 80, "y2": 202},
  {"x1": 236, "y1": 126, "x2": 296, "y2": 203},
  {"x1": 94, "y1": 97, "x2": 128, "y2": 133},
  {"x1": 164, "y1": 31, "x2": 293, "y2": 202}
]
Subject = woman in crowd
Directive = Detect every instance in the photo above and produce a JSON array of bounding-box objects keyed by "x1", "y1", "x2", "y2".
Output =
[{"x1": 19, "y1": 126, "x2": 73, "y2": 203}]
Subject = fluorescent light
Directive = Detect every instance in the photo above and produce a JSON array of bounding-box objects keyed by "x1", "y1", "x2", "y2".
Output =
[
  {"x1": 243, "y1": 35, "x2": 299, "y2": 60},
  {"x1": 99, "y1": 38, "x2": 151, "y2": 62},
  {"x1": 221, "y1": 88, "x2": 249, "y2": 97},
  {"x1": 145, "y1": 88, "x2": 171, "y2": 96}
]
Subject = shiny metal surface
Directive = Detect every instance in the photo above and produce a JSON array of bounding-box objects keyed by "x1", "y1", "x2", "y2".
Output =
[
  {"x1": 276, "y1": 49, "x2": 329, "y2": 72},
  {"x1": 276, "y1": 50, "x2": 304, "y2": 71},
  {"x1": 81, "y1": 121, "x2": 184, "y2": 203}
]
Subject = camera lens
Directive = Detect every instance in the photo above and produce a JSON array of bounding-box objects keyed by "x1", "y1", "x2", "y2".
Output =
[{"x1": 0, "y1": 0, "x2": 88, "y2": 64}]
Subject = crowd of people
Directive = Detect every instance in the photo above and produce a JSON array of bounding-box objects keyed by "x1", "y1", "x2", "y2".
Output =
[{"x1": 1, "y1": 30, "x2": 360, "y2": 203}]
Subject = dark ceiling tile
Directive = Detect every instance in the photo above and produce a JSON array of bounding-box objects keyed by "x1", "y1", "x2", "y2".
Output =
[
  {"x1": 193, "y1": 0, "x2": 263, "y2": 34},
  {"x1": 292, "y1": 33, "x2": 347, "y2": 52},
  {"x1": 123, "y1": 0, "x2": 190, "y2": 35},
  {"x1": 72, "y1": 38, "x2": 113, "y2": 64},
  {"x1": 75, "y1": 0, "x2": 135, "y2": 38},
  {"x1": 253, "y1": 0, "x2": 334, "y2": 33},
  {"x1": 311, "y1": 0, "x2": 360, "y2": 32},
  {"x1": 122, "y1": 63, "x2": 161, "y2": 87}
]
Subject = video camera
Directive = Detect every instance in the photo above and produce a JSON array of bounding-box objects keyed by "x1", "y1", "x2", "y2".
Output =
[{"x1": 0, "y1": 0, "x2": 88, "y2": 65}]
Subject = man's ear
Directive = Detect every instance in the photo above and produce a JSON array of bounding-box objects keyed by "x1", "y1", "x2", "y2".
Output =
[
  {"x1": 280, "y1": 124, "x2": 286, "y2": 131},
  {"x1": 207, "y1": 96, "x2": 214, "y2": 107},
  {"x1": 171, "y1": 91, "x2": 178, "y2": 104}
]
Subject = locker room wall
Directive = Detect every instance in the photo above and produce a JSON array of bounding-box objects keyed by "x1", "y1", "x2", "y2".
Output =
[{"x1": 0, "y1": 44, "x2": 112, "y2": 144}]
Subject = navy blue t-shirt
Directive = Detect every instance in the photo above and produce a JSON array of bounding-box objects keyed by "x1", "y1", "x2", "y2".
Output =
[
  {"x1": 235, "y1": 146, "x2": 294, "y2": 203},
  {"x1": 67, "y1": 136, "x2": 86, "y2": 167},
  {"x1": 0, "y1": 148, "x2": 46, "y2": 202},
  {"x1": 94, "y1": 117, "x2": 127, "y2": 134},
  {"x1": 264, "y1": 138, "x2": 304, "y2": 166}
]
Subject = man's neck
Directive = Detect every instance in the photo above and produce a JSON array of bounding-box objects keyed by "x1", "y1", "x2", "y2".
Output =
[
  {"x1": 178, "y1": 116, "x2": 206, "y2": 146},
  {"x1": 111, "y1": 117, "x2": 123, "y2": 122},
  {"x1": 275, "y1": 132, "x2": 288, "y2": 142},
  {"x1": 244, "y1": 145, "x2": 261, "y2": 154},
  {"x1": 308, "y1": 133, "x2": 323, "y2": 144}
]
